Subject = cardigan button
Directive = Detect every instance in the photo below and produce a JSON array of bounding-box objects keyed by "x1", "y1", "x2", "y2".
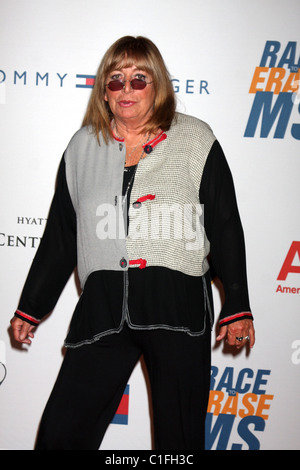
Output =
[
  {"x1": 132, "y1": 201, "x2": 141, "y2": 209},
  {"x1": 120, "y1": 257, "x2": 127, "y2": 268}
]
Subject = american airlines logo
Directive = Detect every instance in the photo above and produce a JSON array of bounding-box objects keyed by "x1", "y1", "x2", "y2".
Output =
[{"x1": 276, "y1": 241, "x2": 300, "y2": 295}]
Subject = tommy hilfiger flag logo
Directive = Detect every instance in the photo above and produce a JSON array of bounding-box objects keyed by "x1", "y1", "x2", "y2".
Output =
[
  {"x1": 111, "y1": 384, "x2": 129, "y2": 425},
  {"x1": 76, "y1": 74, "x2": 95, "y2": 88}
]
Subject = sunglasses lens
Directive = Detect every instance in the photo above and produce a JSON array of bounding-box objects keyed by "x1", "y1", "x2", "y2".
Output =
[
  {"x1": 107, "y1": 79, "x2": 148, "y2": 91},
  {"x1": 130, "y1": 79, "x2": 147, "y2": 90},
  {"x1": 107, "y1": 80, "x2": 124, "y2": 91}
]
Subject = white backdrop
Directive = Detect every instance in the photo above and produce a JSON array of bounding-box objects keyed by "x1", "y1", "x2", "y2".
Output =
[{"x1": 1, "y1": 0, "x2": 299, "y2": 451}]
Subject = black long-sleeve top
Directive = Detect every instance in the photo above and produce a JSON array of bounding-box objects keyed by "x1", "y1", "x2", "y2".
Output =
[{"x1": 14, "y1": 116, "x2": 253, "y2": 348}]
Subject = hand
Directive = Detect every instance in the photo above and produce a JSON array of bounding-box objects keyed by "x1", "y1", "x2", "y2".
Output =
[
  {"x1": 216, "y1": 319, "x2": 255, "y2": 349},
  {"x1": 10, "y1": 317, "x2": 35, "y2": 345}
]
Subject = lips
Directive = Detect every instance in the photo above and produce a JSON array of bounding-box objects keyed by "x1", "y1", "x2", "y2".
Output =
[{"x1": 118, "y1": 100, "x2": 136, "y2": 107}]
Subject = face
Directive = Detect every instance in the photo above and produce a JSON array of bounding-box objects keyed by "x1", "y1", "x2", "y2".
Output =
[{"x1": 104, "y1": 65, "x2": 155, "y2": 128}]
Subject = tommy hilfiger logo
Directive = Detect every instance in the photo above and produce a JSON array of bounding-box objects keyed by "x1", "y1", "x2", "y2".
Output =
[
  {"x1": 111, "y1": 384, "x2": 129, "y2": 425},
  {"x1": 0, "y1": 69, "x2": 210, "y2": 104}
]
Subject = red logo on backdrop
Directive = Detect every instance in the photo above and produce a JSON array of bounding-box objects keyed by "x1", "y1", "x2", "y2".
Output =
[{"x1": 276, "y1": 241, "x2": 300, "y2": 294}]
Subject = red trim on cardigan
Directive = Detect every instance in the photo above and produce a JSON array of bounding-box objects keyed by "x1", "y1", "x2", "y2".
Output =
[
  {"x1": 219, "y1": 312, "x2": 253, "y2": 326},
  {"x1": 136, "y1": 194, "x2": 155, "y2": 203},
  {"x1": 15, "y1": 309, "x2": 40, "y2": 325},
  {"x1": 112, "y1": 129, "x2": 167, "y2": 148},
  {"x1": 129, "y1": 259, "x2": 147, "y2": 269},
  {"x1": 111, "y1": 131, "x2": 124, "y2": 142},
  {"x1": 143, "y1": 131, "x2": 167, "y2": 150}
]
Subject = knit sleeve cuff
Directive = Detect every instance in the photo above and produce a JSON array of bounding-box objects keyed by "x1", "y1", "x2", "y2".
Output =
[
  {"x1": 219, "y1": 311, "x2": 253, "y2": 327},
  {"x1": 14, "y1": 309, "x2": 41, "y2": 326}
]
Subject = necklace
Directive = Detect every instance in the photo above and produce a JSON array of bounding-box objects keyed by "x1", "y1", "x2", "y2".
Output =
[
  {"x1": 125, "y1": 134, "x2": 148, "y2": 165},
  {"x1": 112, "y1": 120, "x2": 150, "y2": 166}
]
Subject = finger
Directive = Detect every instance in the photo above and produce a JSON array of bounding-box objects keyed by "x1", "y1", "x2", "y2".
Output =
[
  {"x1": 227, "y1": 333, "x2": 239, "y2": 347},
  {"x1": 227, "y1": 330, "x2": 246, "y2": 348},
  {"x1": 249, "y1": 326, "x2": 255, "y2": 349},
  {"x1": 20, "y1": 325, "x2": 34, "y2": 344},
  {"x1": 216, "y1": 326, "x2": 227, "y2": 342},
  {"x1": 235, "y1": 337, "x2": 246, "y2": 349},
  {"x1": 235, "y1": 333, "x2": 254, "y2": 349}
]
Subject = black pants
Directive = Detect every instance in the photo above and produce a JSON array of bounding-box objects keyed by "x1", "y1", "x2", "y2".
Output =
[{"x1": 35, "y1": 324, "x2": 211, "y2": 450}]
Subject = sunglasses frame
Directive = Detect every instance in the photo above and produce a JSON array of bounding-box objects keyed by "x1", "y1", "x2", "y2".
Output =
[{"x1": 105, "y1": 78, "x2": 153, "y2": 92}]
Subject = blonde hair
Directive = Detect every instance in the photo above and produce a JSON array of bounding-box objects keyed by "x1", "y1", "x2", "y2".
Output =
[{"x1": 82, "y1": 36, "x2": 176, "y2": 143}]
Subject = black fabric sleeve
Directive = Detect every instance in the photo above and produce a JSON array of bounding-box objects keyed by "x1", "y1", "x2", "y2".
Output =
[
  {"x1": 200, "y1": 140, "x2": 253, "y2": 326},
  {"x1": 15, "y1": 155, "x2": 77, "y2": 325}
]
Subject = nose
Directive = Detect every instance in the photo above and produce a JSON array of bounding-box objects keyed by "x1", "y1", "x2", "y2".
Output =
[{"x1": 123, "y1": 79, "x2": 133, "y2": 94}]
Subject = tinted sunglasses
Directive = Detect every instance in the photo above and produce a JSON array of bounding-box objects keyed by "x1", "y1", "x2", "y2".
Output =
[{"x1": 105, "y1": 78, "x2": 153, "y2": 92}]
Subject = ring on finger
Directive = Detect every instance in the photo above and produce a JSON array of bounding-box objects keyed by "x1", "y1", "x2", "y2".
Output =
[{"x1": 236, "y1": 336, "x2": 250, "y2": 342}]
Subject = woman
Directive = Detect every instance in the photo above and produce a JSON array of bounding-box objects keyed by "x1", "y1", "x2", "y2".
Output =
[{"x1": 10, "y1": 36, "x2": 255, "y2": 450}]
